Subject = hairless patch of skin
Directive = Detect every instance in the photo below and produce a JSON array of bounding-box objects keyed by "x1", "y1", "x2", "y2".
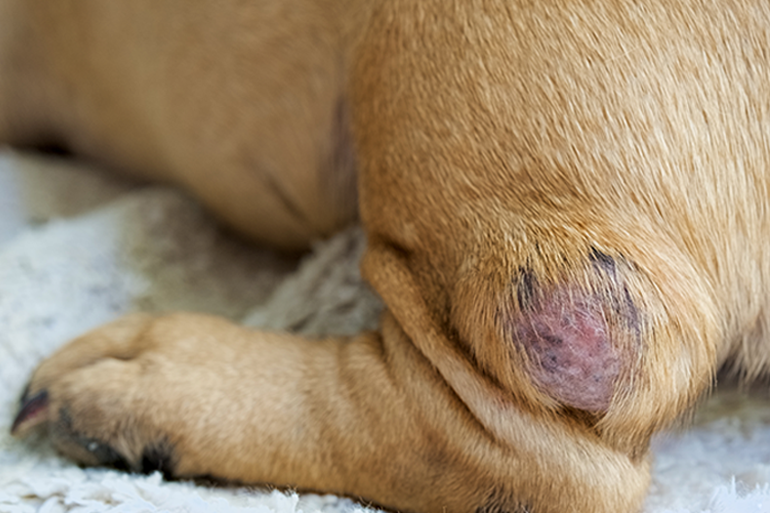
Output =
[
  {"x1": 515, "y1": 290, "x2": 622, "y2": 412},
  {"x1": 512, "y1": 251, "x2": 639, "y2": 413}
]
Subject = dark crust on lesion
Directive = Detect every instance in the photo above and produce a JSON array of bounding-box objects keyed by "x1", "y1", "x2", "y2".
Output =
[
  {"x1": 588, "y1": 246, "x2": 616, "y2": 271},
  {"x1": 515, "y1": 268, "x2": 537, "y2": 310},
  {"x1": 514, "y1": 248, "x2": 642, "y2": 346},
  {"x1": 589, "y1": 247, "x2": 642, "y2": 341}
]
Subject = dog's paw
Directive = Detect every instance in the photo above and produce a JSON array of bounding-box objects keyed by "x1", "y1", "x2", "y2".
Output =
[{"x1": 11, "y1": 313, "x2": 251, "y2": 478}]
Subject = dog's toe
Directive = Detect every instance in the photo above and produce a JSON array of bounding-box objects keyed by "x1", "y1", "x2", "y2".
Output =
[
  {"x1": 11, "y1": 313, "x2": 245, "y2": 481},
  {"x1": 48, "y1": 406, "x2": 133, "y2": 470}
]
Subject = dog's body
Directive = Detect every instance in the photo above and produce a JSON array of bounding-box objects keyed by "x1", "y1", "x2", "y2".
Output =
[{"x1": 4, "y1": 1, "x2": 770, "y2": 512}]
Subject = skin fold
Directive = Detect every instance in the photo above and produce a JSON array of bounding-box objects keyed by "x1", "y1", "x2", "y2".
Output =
[{"x1": 3, "y1": 1, "x2": 770, "y2": 511}]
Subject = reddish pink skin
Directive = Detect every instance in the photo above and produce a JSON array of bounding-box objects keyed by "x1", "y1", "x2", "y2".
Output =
[{"x1": 515, "y1": 293, "x2": 620, "y2": 413}]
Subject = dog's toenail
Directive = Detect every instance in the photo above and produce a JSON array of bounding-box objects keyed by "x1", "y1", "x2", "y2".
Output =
[
  {"x1": 11, "y1": 389, "x2": 49, "y2": 435},
  {"x1": 18, "y1": 384, "x2": 31, "y2": 405}
]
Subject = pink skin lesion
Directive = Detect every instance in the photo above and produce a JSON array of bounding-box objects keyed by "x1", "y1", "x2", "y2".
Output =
[{"x1": 515, "y1": 292, "x2": 622, "y2": 413}]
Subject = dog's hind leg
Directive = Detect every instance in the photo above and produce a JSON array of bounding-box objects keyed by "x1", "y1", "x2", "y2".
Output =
[
  {"x1": 0, "y1": 0, "x2": 362, "y2": 249},
  {"x1": 0, "y1": 1, "x2": 93, "y2": 157},
  {"x1": 0, "y1": 1, "x2": 55, "y2": 149}
]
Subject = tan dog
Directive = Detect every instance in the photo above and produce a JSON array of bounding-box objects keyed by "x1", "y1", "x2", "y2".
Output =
[{"x1": 4, "y1": 1, "x2": 770, "y2": 511}]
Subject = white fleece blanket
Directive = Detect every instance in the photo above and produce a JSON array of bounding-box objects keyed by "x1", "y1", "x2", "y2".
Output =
[{"x1": 1, "y1": 149, "x2": 770, "y2": 513}]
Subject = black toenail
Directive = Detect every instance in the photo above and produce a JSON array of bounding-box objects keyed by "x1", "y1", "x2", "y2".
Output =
[{"x1": 11, "y1": 389, "x2": 49, "y2": 434}]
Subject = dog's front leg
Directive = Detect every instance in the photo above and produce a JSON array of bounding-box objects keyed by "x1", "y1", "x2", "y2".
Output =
[
  {"x1": 9, "y1": 312, "x2": 496, "y2": 512},
  {"x1": 11, "y1": 309, "x2": 651, "y2": 513}
]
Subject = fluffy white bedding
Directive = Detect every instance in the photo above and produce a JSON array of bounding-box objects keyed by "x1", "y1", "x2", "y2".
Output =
[{"x1": 1, "y1": 149, "x2": 770, "y2": 513}]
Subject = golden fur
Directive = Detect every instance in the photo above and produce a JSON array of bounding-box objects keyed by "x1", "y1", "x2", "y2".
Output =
[{"x1": 5, "y1": 1, "x2": 770, "y2": 512}]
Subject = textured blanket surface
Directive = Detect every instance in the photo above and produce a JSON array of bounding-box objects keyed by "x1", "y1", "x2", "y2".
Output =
[{"x1": 1, "y1": 149, "x2": 770, "y2": 513}]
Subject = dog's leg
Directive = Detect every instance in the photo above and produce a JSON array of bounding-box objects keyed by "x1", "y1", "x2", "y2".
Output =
[
  {"x1": 0, "y1": 1, "x2": 60, "y2": 149},
  {"x1": 11, "y1": 312, "x2": 651, "y2": 513},
  {"x1": 0, "y1": 0, "x2": 361, "y2": 249},
  {"x1": 350, "y1": 0, "x2": 738, "y2": 449}
]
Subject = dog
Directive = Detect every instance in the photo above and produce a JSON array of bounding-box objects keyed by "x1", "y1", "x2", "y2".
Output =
[{"x1": 4, "y1": 1, "x2": 770, "y2": 512}]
